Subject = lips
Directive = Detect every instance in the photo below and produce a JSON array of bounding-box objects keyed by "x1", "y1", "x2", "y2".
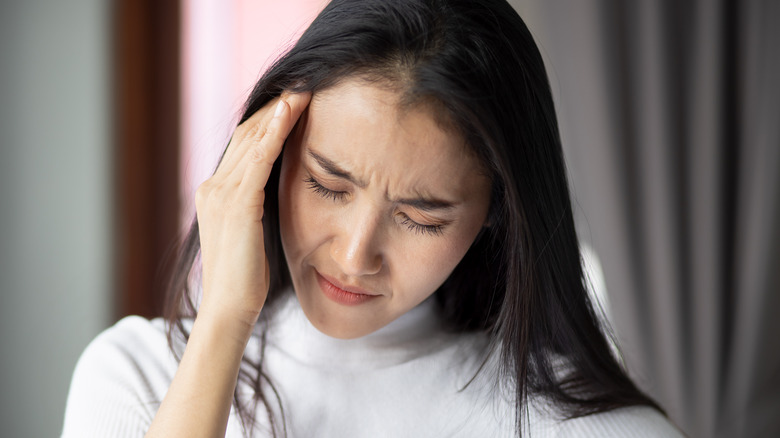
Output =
[{"x1": 315, "y1": 271, "x2": 380, "y2": 306}]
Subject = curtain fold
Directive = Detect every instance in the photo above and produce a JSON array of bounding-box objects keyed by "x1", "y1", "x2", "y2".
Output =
[
  {"x1": 725, "y1": 2, "x2": 780, "y2": 436},
  {"x1": 510, "y1": 1, "x2": 780, "y2": 437}
]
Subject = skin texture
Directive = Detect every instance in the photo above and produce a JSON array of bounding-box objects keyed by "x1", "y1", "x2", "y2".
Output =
[
  {"x1": 279, "y1": 80, "x2": 492, "y2": 339},
  {"x1": 146, "y1": 80, "x2": 490, "y2": 436}
]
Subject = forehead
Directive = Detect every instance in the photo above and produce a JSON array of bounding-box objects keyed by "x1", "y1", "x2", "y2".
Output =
[{"x1": 301, "y1": 80, "x2": 484, "y2": 195}]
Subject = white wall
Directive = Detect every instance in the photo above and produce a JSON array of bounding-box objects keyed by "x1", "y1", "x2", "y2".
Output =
[{"x1": 0, "y1": 1, "x2": 113, "y2": 436}]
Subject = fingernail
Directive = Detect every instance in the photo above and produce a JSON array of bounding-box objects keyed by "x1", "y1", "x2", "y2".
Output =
[{"x1": 274, "y1": 100, "x2": 285, "y2": 118}]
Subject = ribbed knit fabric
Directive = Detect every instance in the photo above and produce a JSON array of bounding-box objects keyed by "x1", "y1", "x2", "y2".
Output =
[{"x1": 62, "y1": 293, "x2": 684, "y2": 437}]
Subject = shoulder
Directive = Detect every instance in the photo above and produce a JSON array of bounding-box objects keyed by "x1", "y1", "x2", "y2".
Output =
[
  {"x1": 68, "y1": 316, "x2": 180, "y2": 387},
  {"x1": 61, "y1": 316, "x2": 183, "y2": 437},
  {"x1": 555, "y1": 406, "x2": 685, "y2": 438}
]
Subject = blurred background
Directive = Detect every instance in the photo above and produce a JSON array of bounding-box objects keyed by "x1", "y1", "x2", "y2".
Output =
[{"x1": 0, "y1": 0, "x2": 777, "y2": 437}]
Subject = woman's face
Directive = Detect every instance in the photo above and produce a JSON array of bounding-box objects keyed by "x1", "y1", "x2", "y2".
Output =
[{"x1": 278, "y1": 79, "x2": 491, "y2": 339}]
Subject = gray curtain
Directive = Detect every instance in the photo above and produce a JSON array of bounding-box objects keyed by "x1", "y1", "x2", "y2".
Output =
[{"x1": 509, "y1": 1, "x2": 780, "y2": 437}]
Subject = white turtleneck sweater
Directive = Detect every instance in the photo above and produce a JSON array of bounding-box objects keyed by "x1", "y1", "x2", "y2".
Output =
[{"x1": 62, "y1": 293, "x2": 683, "y2": 437}]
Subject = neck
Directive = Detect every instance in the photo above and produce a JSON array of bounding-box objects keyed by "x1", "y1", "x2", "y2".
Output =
[{"x1": 261, "y1": 291, "x2": 450, "y2": 369}]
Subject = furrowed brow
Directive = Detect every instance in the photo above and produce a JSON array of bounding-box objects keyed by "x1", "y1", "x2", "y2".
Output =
[
  {"x1": 306, "y1": 148, "x2": 457, "y2": 211},
  {"x1": 396, "y1": 197, "x2": 456, "y2": 211},
  {"x1": 306, "y1": 149, "x2": 367, "y2": 188}
]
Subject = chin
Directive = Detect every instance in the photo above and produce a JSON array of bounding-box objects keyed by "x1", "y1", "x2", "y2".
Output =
[
  {"x1": 286, "y1": 266, "x2": 387, "y2": 339},
  {"x1": 290, "y1": 280, "x2": 386, "y2": 340},
  {"x1": 297, "y1": 295, "x2": 386, "y2": 339},
  {"x1": 310, "y1": 317, "x2": 373, "y2": 340}
]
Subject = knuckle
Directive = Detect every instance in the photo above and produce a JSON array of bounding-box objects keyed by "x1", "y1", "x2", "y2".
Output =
[
  {"x1": 195, "y1": 182, "x2": 211, "y2": 205},
  {"x1": 247, "y1": 123, "x2": 267, "y2": 140},
  {"x1": 210, "y1": 182, "x2": 229, "y2": 201},
  {"x1": 195, "y1": 180, "x2": 233, "y2": 210},
  {"x1": 250, "y1": 144, "x2": 270, "y2": 163}
]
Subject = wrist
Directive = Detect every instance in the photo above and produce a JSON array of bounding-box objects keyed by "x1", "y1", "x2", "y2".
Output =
[{"x1": 192, "y1": 304, "x2": 259, "y2": 350}]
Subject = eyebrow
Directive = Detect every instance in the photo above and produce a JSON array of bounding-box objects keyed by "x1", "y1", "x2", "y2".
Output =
[
  {"x1": 307, "y1": 149, "x2": 367, "y2": 188},
  {"x1": 306, "y1": 148, "x2": 457, "y2": 211}
]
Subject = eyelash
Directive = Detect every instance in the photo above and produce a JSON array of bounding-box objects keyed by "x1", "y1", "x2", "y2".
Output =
[
  {"x1": 398, "y1": 214, "x2": 444, "y2": 236},
  {"x1": 304, "y1": 176, "x2": 445, "y2": 236},
  {"x1": 304, "y1": 176, "x2": 348, "y2": 201}
]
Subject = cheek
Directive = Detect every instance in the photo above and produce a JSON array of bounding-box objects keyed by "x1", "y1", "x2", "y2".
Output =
[
  {"x1": 279, "y1": 165, "x2": 331, "y2": 264},
  {"x1": 392, "y1": 228, "x2": 478, "y2": 301}
]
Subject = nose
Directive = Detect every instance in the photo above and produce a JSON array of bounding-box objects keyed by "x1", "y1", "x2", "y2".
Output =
[{"x1": 330, "y1": 209, "x2": 384, "y2": 277}]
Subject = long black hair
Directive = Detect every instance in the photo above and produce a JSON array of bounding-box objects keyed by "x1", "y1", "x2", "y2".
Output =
[{"x1": 165, "y1": 0, "x2": 663, "y2": 435}]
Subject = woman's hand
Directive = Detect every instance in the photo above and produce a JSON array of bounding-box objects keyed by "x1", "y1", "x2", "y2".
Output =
[
  {"x1": 145, "y1": 92, "x2": 310, "y2": 438},
  {"x1": 195, "y1": 92, "x2": 311, "y2": 333}
]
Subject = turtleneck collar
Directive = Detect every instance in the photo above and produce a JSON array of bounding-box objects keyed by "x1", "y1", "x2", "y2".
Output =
[{"x1": 261, "y1": 290, "x2": 453, "y2": 370}]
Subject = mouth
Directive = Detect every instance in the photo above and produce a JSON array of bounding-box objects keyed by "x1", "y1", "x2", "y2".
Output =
[{"x1": 315, "y1": 271, "x2": 380, "y2": 306}]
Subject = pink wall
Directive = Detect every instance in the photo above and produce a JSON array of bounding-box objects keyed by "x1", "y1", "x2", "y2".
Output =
[{"x1": 181, "y1": 0, "x2": 326, "y2": 224}]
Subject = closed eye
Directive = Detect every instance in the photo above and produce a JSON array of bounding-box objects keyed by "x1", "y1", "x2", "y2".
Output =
[
  {"x1": 398, "y1": 213, "x2": 445, "y2": 236},
  {"x1": 305, "y1": 174, "x2": 448, "y2": 236},
  {"x1": 305, "y1": 176, "x2": 348, "y2": 202}
]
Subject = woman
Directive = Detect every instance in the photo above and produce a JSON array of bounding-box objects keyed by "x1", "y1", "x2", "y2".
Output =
[{"x1": 63, "y1": 0, "x2": 684, "y2": 436}]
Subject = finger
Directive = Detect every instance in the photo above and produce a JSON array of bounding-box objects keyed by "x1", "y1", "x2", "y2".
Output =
[
  {"x1": 237, "y1": 92, "x2": 311, "y2": 207},
  {"x1": 283, "y1": 91, "x2": 312, "y2": 121},
  {"x1": 219, "y1": 91, "x2": 310, "y2": 177},
  {"x1": 224, "y1": 91, "x2": 312, "y2": 186},
  {"x1": 217, "y1": 97, "x2": 280, "y2": 176}
]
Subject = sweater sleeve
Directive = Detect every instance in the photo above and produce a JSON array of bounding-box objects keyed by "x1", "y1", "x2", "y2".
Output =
[
  {"x1": 556, "y1": 406, "x2": 685, "y2": 438},
  {"x1": 61, "y1": 316, "x2": 179, "y2": 438}
]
